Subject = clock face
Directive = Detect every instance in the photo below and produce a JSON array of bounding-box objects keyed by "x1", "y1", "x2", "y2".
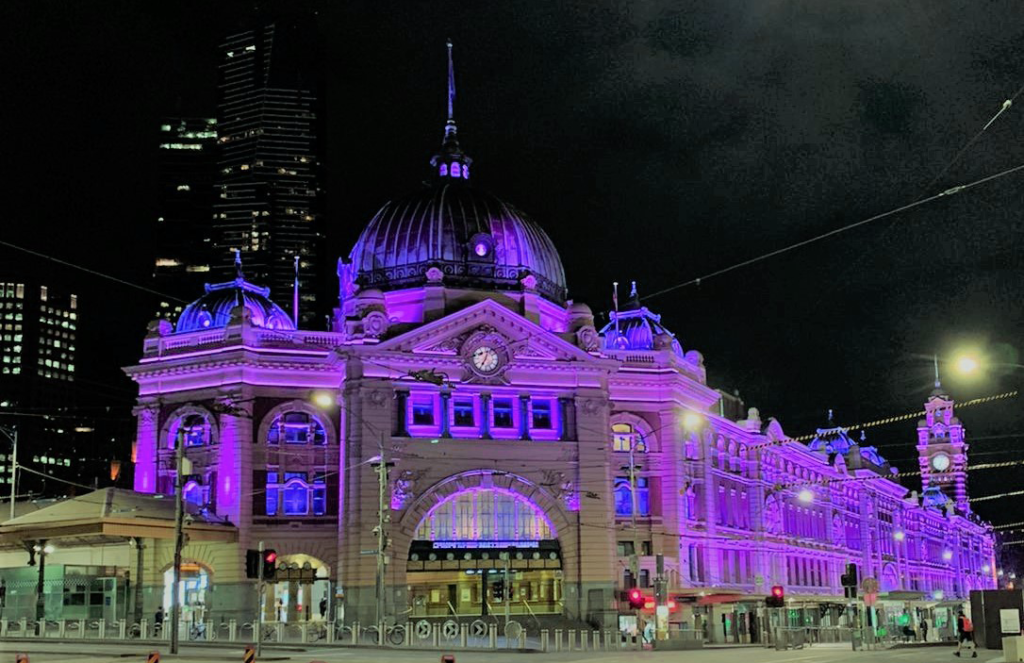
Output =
[
  {"x1": 931, "y1": 453, "x2": 951, "y2": 472},
  {"x1": 471, "y1": 345, "x2": 500, "y2": 373}
]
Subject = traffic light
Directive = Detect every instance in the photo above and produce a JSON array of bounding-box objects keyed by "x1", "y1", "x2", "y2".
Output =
[
  {"x1": 766, "y1": 585, "x2": 785, "y2": 608},
  {"x1": 263, "y1": 549, "x2": 278, "y2": 581},
  {"x1": 628, "y1": 588, "x2": 645, "y2": 610},
  {"x1": 841, "y1": 563, "x2": 858, "y2": 599},
  {"x1": 245, "y1": 549, "x2": 260, "y2": 579},
  {"x1": 493, "y1": 580, "x2": 504, "y2": 601}
]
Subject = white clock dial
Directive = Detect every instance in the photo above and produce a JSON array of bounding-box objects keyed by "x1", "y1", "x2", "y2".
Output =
[
  {"x1": 472, "y1": 346, "x2": 500, "y2": 373},
  {"x1": 931, "y1": 453, "x2": 951, "y2": 472}
]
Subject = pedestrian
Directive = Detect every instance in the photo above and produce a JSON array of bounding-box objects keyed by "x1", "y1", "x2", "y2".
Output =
[
  {"x1": 154, "y1": 606, "x2": 164, "y2": 635},
  {"x1": 319, "y1": 596, "x2": 328, "y2": 620},
  {"x1": 920, "y1": 619, "x2": 929, "y2": 642},
  {"x1": 955, "y1": 609, "x2": 976, "y2": 658}
]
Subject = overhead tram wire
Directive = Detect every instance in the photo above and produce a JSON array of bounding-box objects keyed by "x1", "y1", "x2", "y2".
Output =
[
  {"x1": 640, "y1": 162, "x2": 1024, "y2": 303},
  {"x1": 0, "y1": 239, "x2": 189, "y2": 304}
]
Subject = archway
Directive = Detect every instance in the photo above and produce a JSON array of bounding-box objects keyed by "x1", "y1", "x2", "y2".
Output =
[
  {"x1": 161, "y1": 561, "x2": 212, "y2": 628},
  {"x1": 403, "y1": 475, "x2": 566, "y2": 619},
  {"x1": 263, "y1": 554, "x2": 331, "y2": 623}
]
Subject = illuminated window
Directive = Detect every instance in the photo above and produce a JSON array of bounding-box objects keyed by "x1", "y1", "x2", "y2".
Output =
[
  {"x1": 175, "y1": 414, "x2": 210, "y2": 447},
  {"x1": 40, "y1": 286, "x2": 47, "y2": 302},
  {"x1": 265, "y1": 471, "x2": 327, "y2": 517},
  {"x1": 614, "y1": 477, "x2": 650, "y2": 517},
  {"x1": 414, "y1": 488, "x2": 554, "y2": 542},
  {"x1": 266, "y1": 411, "x2": 327, "y2": 445},
  {"x1": 439, "y1": 164, "x2": 448, "y2": 177},
  {"x1": 451, "y1": 163, "x2": 461, "y2": 178},
  {"x1": 412, "y1": 398, "x2": 435, "y2": 425},
  {"x1": 493, "y1": 399, "x2": 514, "y2": 428},
  {"x1": 612, "y1": 422, "x2": 646, "y2": 453},
  {"x1": 532, "y1": 400, "x2": 553, "y2": 429},
  {"x1": 453, "y1": 399, "x2": 474, "y2": 426}
]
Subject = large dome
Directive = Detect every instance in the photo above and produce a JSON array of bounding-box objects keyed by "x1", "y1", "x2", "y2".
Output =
[{"x1": 348, "y1": 182, "x2": 567, "y2": 302}]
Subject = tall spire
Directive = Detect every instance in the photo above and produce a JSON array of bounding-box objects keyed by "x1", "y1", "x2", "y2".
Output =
[
  {"x1": 446, "y1": 39, "x2": 456, "y2": 134},
  {"x1": 933, "y1": 353, "x2": 941, "y2": 389},
  {"x1": 431, "y1": 39, "x2": 472, "y2": 181}
]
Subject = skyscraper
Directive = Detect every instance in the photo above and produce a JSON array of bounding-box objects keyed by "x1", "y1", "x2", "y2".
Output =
[
  {"x1": 212, "y1": 22, "x2": 322, "y2": 327},
  {"x1": 154, "y1": 117, "x2": 219, "y2": 321}
]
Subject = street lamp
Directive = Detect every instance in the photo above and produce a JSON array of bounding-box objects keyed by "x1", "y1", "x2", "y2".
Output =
[
  {"x1": 682, "y1": 412, "x2": 704, "y2": 431},
  {"x1": 893, "y1": 530, "x2": 906, "y2": 542},
  {"x1": 30, "y1": 540, "x2": 55, "y2": 632},
  {"x1": 798, "y1": 489, "x2": 814, "y2": 504},
  {"x1": 954, "y1": 355, "x2": 980, "y2": 376},
  {"x1": 0, "y1": 425, "x2": 17, "y2": 521},
  {"x1": 311, "y1": 391, "x2": 335, "y2": 409}
]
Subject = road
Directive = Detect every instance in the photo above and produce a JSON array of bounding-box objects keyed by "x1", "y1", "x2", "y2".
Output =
[{"x1": 0, "y1": 642, "x2": 1002, "y2": 663}]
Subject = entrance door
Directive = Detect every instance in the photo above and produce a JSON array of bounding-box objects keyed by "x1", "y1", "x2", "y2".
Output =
[{"x1": 447, "y1": 584, "x2": 458, "y2": 616}]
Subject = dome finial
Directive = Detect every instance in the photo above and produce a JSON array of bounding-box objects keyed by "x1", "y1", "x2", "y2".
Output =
[
  {"x1": 234, "y1": 249, "x2": 244, "y2": 279},
  {"x1": 430, "y1": 40, "x2": 473, "y2": 181}
]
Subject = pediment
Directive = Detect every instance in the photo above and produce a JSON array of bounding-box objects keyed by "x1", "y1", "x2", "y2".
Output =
[{"x1": 374, "y1": 300, "x2": 595, "y2": 365}]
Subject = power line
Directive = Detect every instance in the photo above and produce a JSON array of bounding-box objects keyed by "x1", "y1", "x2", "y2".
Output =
[
  {"x1": 0, "y1": 239, "x2": 188, "y2": 304},
  {"x1": 641, "y1": 162, "x2": 1024, "y2": 302}
]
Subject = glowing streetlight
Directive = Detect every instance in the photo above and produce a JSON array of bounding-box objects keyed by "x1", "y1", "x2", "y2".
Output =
[
  {"x1": 798, "y1": 489, "x2": 814, "y2": 504},
  {"x1": 893, "y1": 530, "x2": 906, "y2": 542},
  {"x1": 954, "y1": 355, "x2": 980, "y2": 376},
  {"x1": 983, "y1": 564, "x2": 992, "y2": 573},
  {"x1": 682, "y1": 412, "x2": 704, "y2": 431},
  {"x1": 943, "y1": 550, "x2": 953, "y2": 561},
  {"x1": 312, "y1": 391, "x2": 335, "y2": 408}
]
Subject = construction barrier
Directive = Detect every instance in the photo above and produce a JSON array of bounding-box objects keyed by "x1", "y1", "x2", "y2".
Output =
[
  {"x1": 147, "y1": 652, "x2": 159, "y2": 663},
  {"x1": 243, "y1": 644, "x2": 256, "y2": 663}
]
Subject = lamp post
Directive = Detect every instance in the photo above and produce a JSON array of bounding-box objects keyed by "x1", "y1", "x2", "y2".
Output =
[
  {"x1": 0, "y1": 425, "x2": 17, "y2": 521},
  {"x1": 31, "y1": 540, "x2": 54, "y2": 633}
]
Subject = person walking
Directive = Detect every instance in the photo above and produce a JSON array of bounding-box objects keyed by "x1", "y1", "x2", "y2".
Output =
[
  {"x1": 154, "y1": 606, "x2": 164, "y2": 636},
  {"x1": 955, "y1": 609, "x2": 976, "y2": 657},
  {"x1": 920, "y1": 619, "x2": 929, "y2": 642},
  {"x1": 319, "y1": 596, "x2": 328, "y2": 620}
]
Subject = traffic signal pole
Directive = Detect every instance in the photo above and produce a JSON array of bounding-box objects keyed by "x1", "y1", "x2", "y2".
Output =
[
  {"x1": 169, "y1": 431, "x2": 185, "y2": 654},
  {"x1": 256, "y1": 540, "x2": 265, "y2": 658}
]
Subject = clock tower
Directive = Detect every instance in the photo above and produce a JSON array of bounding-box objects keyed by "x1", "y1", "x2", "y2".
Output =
[{"x1": 917, "y1": 373, "x2": 970, "y2": 513}]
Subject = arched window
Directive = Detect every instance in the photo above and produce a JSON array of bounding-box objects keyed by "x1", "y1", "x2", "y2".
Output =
[
  {"x1": 265, "y1": 471, "x2": 327, "y2": 517},
  {"x1": 451, "y1": 162, "x2": 461, "y2": 178},
  {"x1": 612, "y1": 422, "x2": 646, "y2": 453},
  {"x1": 439, "y1": 163, "x2": 448, "y2": 177},
  {"x1": 183, "y1": 480, "x2": 204, "y2": 507},
  {"x1": 414, "y1": 488, "x2": 554, "y2": 542},
  {"x1": 613, "y1": 477, "x2": 650, "y2": 517},
  {"x1": 170, "y1": 413, "x2": 211, "y2": 448},
  {"x1": 267, "y1": 411, "x2": 327, "y2": 445}
]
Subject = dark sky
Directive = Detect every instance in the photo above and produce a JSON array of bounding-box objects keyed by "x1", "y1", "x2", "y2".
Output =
[{"x1": 3, "y1": 1, "x2": 1024, "y2": 530}]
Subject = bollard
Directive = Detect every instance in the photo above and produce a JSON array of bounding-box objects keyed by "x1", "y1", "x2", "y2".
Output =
[
  {"x1": 301, "y1": 623, "x2": 309, "y2": 643},
  {"x1": 554, "y1": 628, "x2": 562, "y2": 652},
  {"x1": 19, "y1": 617, "x2": 27, "y2": 635},
  {"x1": 15, "y1": 654, "x2": 29, "y2": 663},
  {"x1": 432, "y1": 623, "x2": 440, "y2": 648},
  {"x1": 581, "y1": 629, "x2": 588, "y2": 651},
  {"x1": 58, "y1": 619, "x2": 66, "y2": 638},
  {"x1": 378, "y1": 622, "x2": 385, "y2": 647},
  {"x1": 204, "y1": 620, "x2": 212, "y2": 641},
  {"x1": 99, "y1": 618, "x2": 106, "y2": 639},
  {"x1": 568, "y1": 629, "x2": 576, "y2": 651},
  {"x1": 518, "y1": 629, "x2": 525, "y2": 649},
  {"x1": 243, "y1": 644, "x2": 256, "y2": 663},
  {"x1": 229, "y1": 619, "x2": 237, "y2": 642},
  {"x1": 327, "y1": 622, "x2": 335, "y2": 644},
  {"x1": 147, "y1": 652, "x2": 160, "y2": 663},
  {"x1": 489, "y1": 624, "x2": 497, "y2": 649},
  {"x1": 119, "y1": 620, "x2": 127, "y2": 640},
  {"x1": 351, "y1": 622, "x2": 359, "y2": 645},
  {"x1": 460, "y1": 623, "x2": 468, "y2": 648},
  {"x1": 608, "y1": 629, "x2": 616, "y2": 649},
  {"x1": 404, "y1": 623, "x2": 412, "y2": 647},
  {"x1": 275, "y1": 622, "x2": 283, "y2": 643},
  {"x1": 593, "y1": 630, "x2": 600, "y2": 650},
  {"x1": 540, "y1": 629, "x2": 549, "y2": 652}
]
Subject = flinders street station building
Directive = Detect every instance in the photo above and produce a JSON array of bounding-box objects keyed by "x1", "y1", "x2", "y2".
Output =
[{"x1": 0, "y1": 77, "x2": 995, "y2": 642}]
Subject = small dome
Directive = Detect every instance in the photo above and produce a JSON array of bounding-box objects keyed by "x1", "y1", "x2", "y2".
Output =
[
  {"x1": 349, "y1": 183, "x2": 567, "y2": 303},
  {"x1": 921, "y1": 486, "x2": 949, "y2": 509},
  {"x1": 176, "y1": 272, "x2": 295, "y2": 334},
  {"x1": 598, "y1": 282, "x2": 683, "y2": 357}
]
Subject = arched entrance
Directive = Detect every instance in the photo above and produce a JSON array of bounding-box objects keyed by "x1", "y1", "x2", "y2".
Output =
[
  {"x1": 405, "y1": 483, "x2": 564, "y2": 618},
  {"x1": 161, "y1": 562, "x2": 211, "y2": 627},
  {"x1": 262, "y1": 554, "x2": 331, "y2": 623}
]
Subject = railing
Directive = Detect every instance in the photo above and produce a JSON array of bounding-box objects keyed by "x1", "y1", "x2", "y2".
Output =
[
  {"x1": 144, "y1": 327, "x2": 347, "y2": 358},
  {"x1": 0, "y1": 617, "x2": 668, "y2": 652}
]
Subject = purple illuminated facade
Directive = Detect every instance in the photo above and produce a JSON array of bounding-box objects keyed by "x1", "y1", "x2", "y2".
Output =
[{"x1": 125, "y1": 54, "x2": 995, "y2": 632}]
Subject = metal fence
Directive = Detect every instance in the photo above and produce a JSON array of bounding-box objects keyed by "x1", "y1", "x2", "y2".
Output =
[{"x1": 0, "y1": 617, "x2": 663, "y2": 652}]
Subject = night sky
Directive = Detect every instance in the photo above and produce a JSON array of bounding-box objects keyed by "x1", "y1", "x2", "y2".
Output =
[{"x1": 3, "y1": 2, "x2": 1024, "y2": 532}]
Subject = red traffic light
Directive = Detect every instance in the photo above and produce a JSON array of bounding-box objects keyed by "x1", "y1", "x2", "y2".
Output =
[
  {"x1": 629, "y1": 589, "x2": 642, "y2": 601},
  {"x1": 771, "y1": 585, "x2": 784, "y2": 598},
  {"x1": 265, "y1": 551, "x2": 278, "y2": 564}
]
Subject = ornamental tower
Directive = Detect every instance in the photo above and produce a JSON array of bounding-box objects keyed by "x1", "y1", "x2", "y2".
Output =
[{"x1": 917, "y1": 364, "x2": 969, "y2": 513}]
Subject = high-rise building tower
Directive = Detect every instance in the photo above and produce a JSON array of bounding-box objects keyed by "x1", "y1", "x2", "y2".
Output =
[
  {"x1": 212, "y1": 22, "x2": 322, "y2": 327},
  {"x1": 154, "y1": 117, "x2": 219, "y2": 321}
]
